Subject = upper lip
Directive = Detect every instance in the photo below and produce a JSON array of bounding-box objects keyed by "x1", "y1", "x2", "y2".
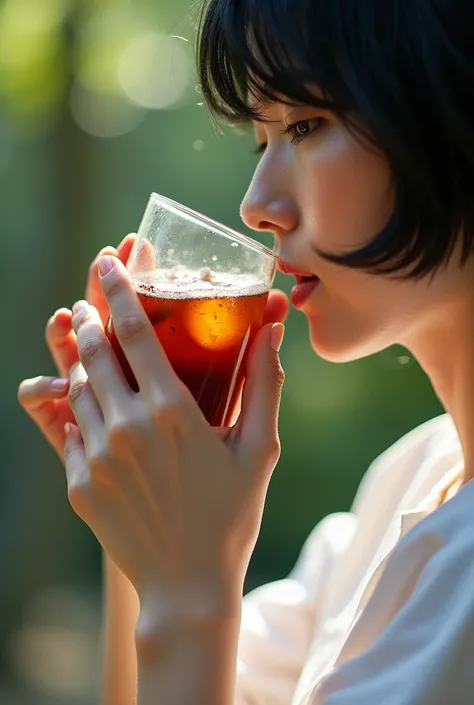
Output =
[{"x1": 277, "y1": 258, "x2": 319, "y2": 281}]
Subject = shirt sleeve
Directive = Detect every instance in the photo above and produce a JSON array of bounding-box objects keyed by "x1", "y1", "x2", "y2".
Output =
[
  {"x1": 236, "y1": 512, "x2": 358, "y2": 705},
  {"x1": 310, "y1": 530, "x2": 474, "y2": 705}
]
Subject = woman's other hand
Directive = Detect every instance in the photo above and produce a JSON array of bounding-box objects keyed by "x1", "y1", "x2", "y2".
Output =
[{"x1": 17, "y1": 235, "x2": 136, "y2": 459}]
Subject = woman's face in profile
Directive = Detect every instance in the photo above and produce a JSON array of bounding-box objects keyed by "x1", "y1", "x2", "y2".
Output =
[{"x1": 240, "y1": 99, "x2": 474, "y2": 362}]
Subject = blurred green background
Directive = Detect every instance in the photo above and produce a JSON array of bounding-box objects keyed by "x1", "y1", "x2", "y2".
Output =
[{"x1": 0, "y1": 0, "x2": 443, "y2": 702}]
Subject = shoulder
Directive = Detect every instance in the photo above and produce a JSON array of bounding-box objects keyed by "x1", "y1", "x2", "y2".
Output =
[
  {"x1": 311, "y1": 484, "x2": 474, "y2": 704},
  {"x1": 408, "y1": 473, "x2": 474, "y2": 551},
  {"x1": 366, "y1": 479, "x2": 474, "y2": 655},
  {"x1": 351, "y1": 414, "x2": 461, "y2": 515},
  {"x1": 380, "y1": 413, "x2": 458, "y2": 462}
]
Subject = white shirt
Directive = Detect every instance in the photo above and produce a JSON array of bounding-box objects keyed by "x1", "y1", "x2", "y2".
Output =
[{"x1": 236, "y1": 414, "x2": 472, "y2": 704}]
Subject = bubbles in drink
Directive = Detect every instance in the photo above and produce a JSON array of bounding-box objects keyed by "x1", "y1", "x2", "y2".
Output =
[
  {"x1": 199, "y1": 267, "x2": 213, "y2": 283},
  {"x1": 187, "y1": 296, "x2": 253, "y2": 350},
  {"x1": 106, "y1": 266, "x2": 269, "y2": 426}
]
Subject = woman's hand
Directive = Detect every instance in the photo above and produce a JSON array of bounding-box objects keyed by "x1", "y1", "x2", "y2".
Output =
[
  {"x1": 64, "y1": 255, "x2": 287, "y2": 614},
  {"x1": 17, "y1": 235, "x2": 136, "y2": 459}
]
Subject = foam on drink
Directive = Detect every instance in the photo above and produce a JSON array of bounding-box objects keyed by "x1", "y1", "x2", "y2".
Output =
[
  {"x1": 132, "y1": 267, "x2": 270, "y2": 299},
  {"x1": 106, "y1": 266, "x2": 270, "y2": 426}
]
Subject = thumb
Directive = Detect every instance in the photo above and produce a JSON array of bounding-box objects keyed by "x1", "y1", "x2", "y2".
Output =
[{"x1": 237, "y1": 322, "x2": 285, "y2": 472}]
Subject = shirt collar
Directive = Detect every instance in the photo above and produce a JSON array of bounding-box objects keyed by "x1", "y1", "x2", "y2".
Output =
[{"x1": 400, "y1": 509, "x2": 431, "y2": 538}]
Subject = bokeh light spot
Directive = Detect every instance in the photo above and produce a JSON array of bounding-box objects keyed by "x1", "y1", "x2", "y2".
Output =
[
  {"x1": 70, "y1": 81, "x2": 145, "y2": 138},
  {"x1": 118, "y1": 32, "x2": 193, "y2": 110}
]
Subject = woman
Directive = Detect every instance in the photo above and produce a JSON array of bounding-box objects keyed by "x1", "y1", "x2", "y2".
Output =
[{"x1": 17, "y1": 0, "x2": 474, "y2": 703}]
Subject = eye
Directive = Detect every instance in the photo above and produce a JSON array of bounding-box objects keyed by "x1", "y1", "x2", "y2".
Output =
[{"x1": 283, "y1": 118, "x2": 322, "y2": 146}]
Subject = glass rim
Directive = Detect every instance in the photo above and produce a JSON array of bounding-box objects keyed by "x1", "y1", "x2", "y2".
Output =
[{"x1": 150, "y1": 192, "x2": 277, "y2": 261}]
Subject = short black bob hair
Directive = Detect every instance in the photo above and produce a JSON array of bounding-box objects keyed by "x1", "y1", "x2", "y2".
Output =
[{"x1": 197, "y1": 0, "x2": 474, "y2": 279}]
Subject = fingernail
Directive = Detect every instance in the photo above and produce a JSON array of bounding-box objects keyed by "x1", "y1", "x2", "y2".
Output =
[
  {"x1": 270, "y1": 323, "x2": 285, "y2": 352},
  {"x1": 51, "y1": 378, "x2": 69, "y2": 391},
  {"x1": 99, "y1": 246, "x2": 117, "y2": 256},
  {"x1": 72, "y1": 300, "x2": 88, "y2": 315},
  {"x1": 99, "y1": 255, "x2": 114, "y2": 277},
  {"x1": 64, "y1": 422, "x2": 80, "y2": 440}
]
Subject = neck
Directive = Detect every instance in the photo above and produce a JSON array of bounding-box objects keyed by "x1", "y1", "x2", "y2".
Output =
[{"x1": 403, "y1": 285, "x2": 474, "y2": 487}]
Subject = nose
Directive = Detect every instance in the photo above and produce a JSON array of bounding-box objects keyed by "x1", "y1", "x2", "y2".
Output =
[{"x1": 240, "y1": 172, "x2": 299, "y2": 238}]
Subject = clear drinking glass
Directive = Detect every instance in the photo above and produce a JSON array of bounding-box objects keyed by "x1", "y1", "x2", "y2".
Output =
[{"x1": 106, "y1": 193, "x2": 277, "y2": 426}]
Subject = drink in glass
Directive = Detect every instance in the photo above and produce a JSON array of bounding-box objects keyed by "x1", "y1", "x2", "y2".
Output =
[{"x1": 106, "y1": 194, "x2": 276, "y2": 426}]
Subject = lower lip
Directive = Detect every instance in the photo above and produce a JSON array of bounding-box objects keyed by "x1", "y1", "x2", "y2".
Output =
[{"x1": 291, "y1": 278, "x2": 320, "y2": 308}]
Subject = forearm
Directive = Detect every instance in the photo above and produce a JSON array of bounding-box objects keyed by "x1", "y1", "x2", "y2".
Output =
[
  {"x1": 101, "y1": 553, "x2": 140, "y2": 705},
  {"x1": 135, "y1": 587, "x2": 243, "y2": 705}
]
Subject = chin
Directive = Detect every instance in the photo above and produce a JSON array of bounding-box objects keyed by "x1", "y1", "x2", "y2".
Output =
[
  {"x1": 310, "y1": 342, "x2": 363, "y2": 364},
  {"x1": 308, "y1": 323, "x2": 385, "y2": 364}
]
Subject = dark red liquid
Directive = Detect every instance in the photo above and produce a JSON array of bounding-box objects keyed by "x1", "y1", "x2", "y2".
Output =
[{"x1": 106, "y1": 283, "x2": 269, "y2": 427}]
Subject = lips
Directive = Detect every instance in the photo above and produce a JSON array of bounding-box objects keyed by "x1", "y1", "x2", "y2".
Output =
[
  {"x1": 277, "y1": 258, "x2": 321, "y2": 308},
  {"x1": 277, "y1": 258, "x2": 316, "y2": 279}
]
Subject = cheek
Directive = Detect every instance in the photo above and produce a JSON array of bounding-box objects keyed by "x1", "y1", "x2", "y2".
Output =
[
  {"x1": 303, "y1": 131, "x2": 394, "y2": 252},
  {"x1": 303, "y1": 272, "x2": 414, "y2": 362}
]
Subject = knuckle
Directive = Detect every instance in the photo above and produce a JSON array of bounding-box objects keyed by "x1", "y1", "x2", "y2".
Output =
[
  {"x1": 108, "y1": 418, "x2": 147, "y2": 453},
  {"x1": 115, "y1": 314, "x2": 147, "y2": 342},
  {"x1": 102, "y1": 277, "x2": 123, "y2": 301},
  {"x1": 250, "y1": 434, "x2": 281, "y2": 466},
  {"x1": 68, "y1": 379, "x2": 88, "y2": 405},
  {"x1": 272, "y1": 361, "x2": 286, "y2": 388},
  {"x1": 88, "y1": 449, "x2": 113, "y2": 482},
  {"x1": 150, "y1": 393, "x2": 190, "y2": 429},
  {"x1": 79, "y1": 335, "x2": 103, "y2": 367},
  {"x1": 267, "y1": 435, "x2": 282, "y2": 463},
  {"x1": 67, "y1": 474, "x2": 92, "y2": 517}
]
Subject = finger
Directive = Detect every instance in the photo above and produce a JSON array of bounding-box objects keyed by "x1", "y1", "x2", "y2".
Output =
[
  {"x1": 222, "y1": 291, "x2": 287, "y2": 429},
  {"x1": 68, "y1": 360, "x2": 106, "y2": 456},
  {"x1": 229, "y1": 393, "x2": 242, "y2": 427},
  {"x1": 97, "y1": 256, "x2": 181, "y2": 400},
  {"x1": 18, "y1": 376, "x2": 73, "y2": 457},
  {"x1": 71, "y1": 301, "x2": 132, "y2": 418},
  {"x1": 263, "y1": 289, "x2": 289, "y2": 326},
  {"x1": 18, "y1": 375, "x2": 70, "y2": 408},
  {"x1": 64, "y1": 422, "x2": 93, "y2": 521},
  {"x1": 130, "y1": 237, "x2": 156, "y2": 273},
  {"x1": 86, "y1": 246, "x2": 120, "y2": 324},
  {"x1": 213, "y1": 426, "x2": 233, "y2": 443},
  {"x1": 86, "y1": 237, "x2": 137, "y2": 325},
  {"x1": 45, "y1": 309, "x2": 78, "y2": 378},
  {"x1": 237, "y1": 323, "x2": 285, "y2": 474},
  {"x1": 116, "y1": 233, "x2": 136, "y2": 264}
]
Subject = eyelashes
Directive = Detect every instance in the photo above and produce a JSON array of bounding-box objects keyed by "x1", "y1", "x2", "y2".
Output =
[
  {"x1": 252, "y1": 118, "x2": 323, "y2": 157},
  {"x1": 281, "y1": 118, "x2": 323, "y2": 145}
]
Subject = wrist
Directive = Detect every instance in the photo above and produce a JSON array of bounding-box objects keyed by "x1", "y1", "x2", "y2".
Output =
[
  {"x1": 135, "y1": 580, "x2": 243, "y2": 664},
  {"x1": 134, "y1": 583, "x2": 243, "y2": 705}
]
